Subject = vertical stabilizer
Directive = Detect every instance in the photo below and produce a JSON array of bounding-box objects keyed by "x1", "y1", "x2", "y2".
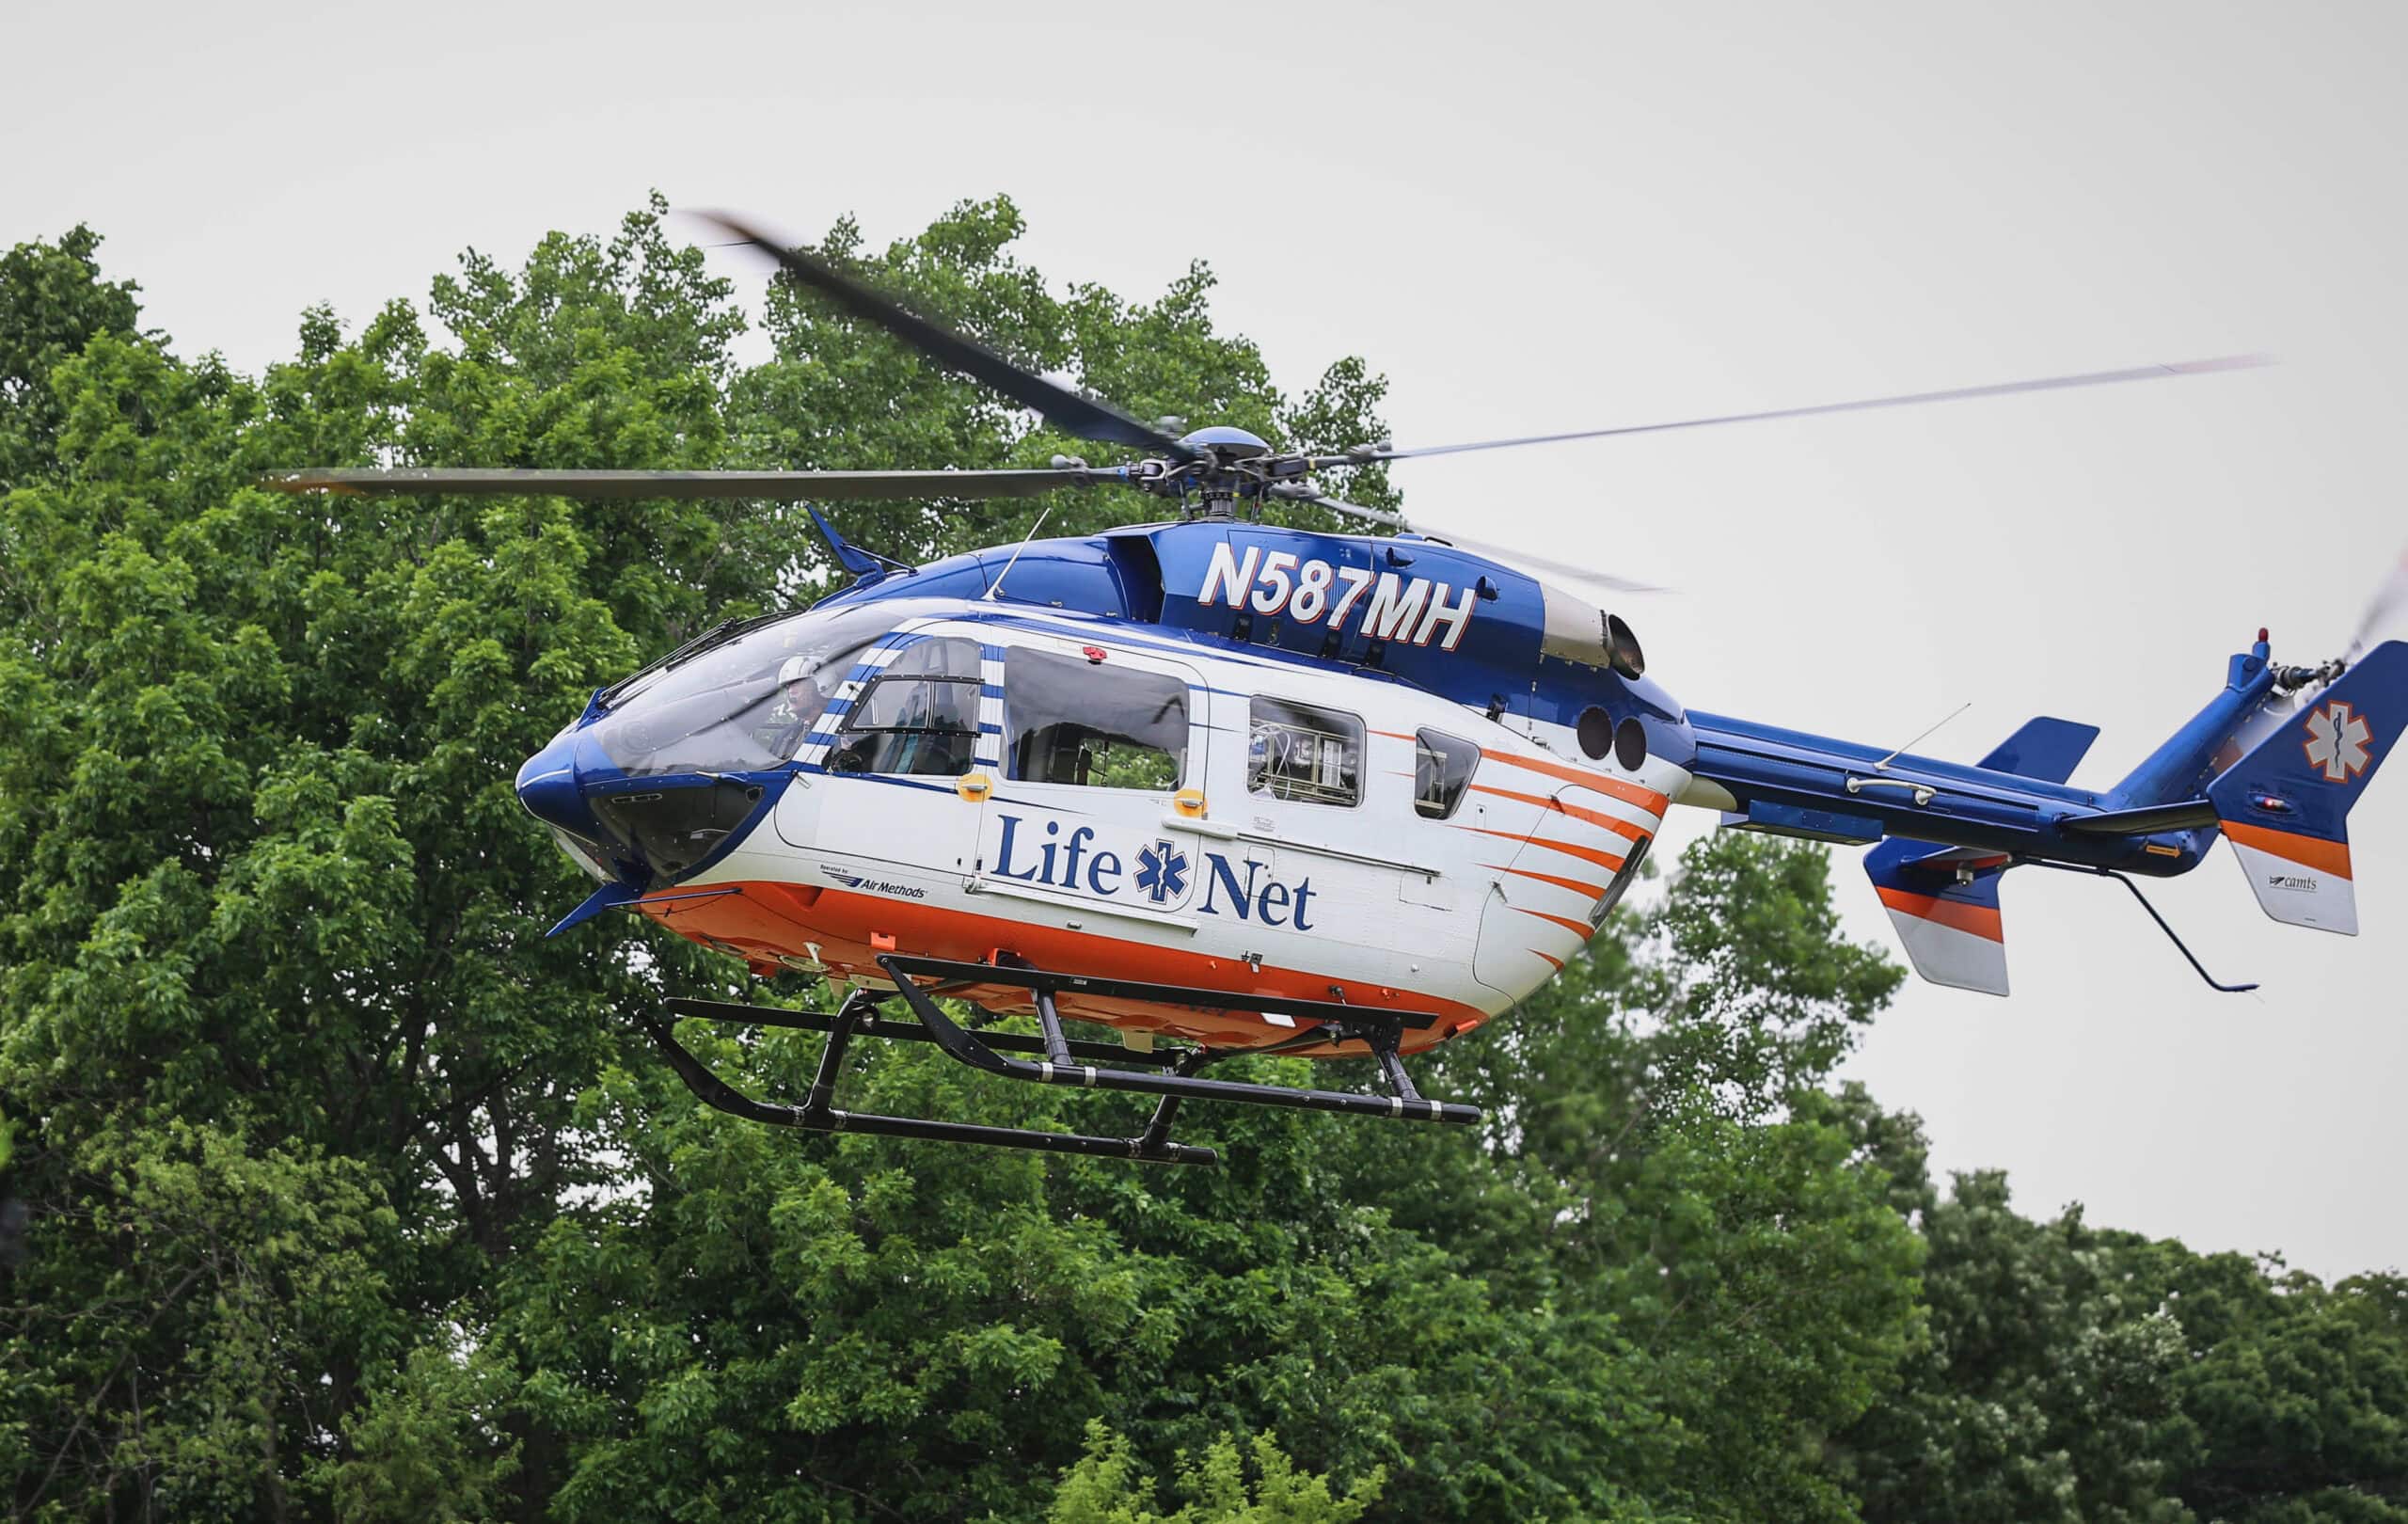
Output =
[
  {"x1": 2209, "y1": 640, "x2": 2408, "y2": 934},
  {"x1": 1859, "y1": 716, "x2": 2093, "y2": 995},
  {"x1": 1866, "y1": 841, "x2": 2011, "y2": 994}
]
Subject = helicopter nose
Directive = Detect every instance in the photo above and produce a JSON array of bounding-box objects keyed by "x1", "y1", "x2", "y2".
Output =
[{"x1": 515, "y1": 731, "x2": 596, "y2": 837}]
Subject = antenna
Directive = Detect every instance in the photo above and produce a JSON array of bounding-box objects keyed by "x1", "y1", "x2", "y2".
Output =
[
  {"x1": 984, "y1": 507, "x2": 1051, "y2": 603},
  {"x1": 1875, "y1": 701, "x2": 1972, "y2": 771}
]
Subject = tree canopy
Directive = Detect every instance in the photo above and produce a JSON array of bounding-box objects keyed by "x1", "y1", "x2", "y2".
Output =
[{"x1": 3, "y1": 197, "x2": 2402, "y2": 1522}]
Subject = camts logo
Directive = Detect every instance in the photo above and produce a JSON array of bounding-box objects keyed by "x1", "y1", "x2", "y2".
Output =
[
  {"x1": 1197, "y1": 543, "x2": 1478, "y2": 651},
  {"x1": 2303, "y1": 700, "x2": 2373, "y2": 784}
]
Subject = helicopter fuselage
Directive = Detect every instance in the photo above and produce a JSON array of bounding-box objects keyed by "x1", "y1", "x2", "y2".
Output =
[
  {"x1": 519, "y1": 553, "x2": 1685, "y2": 1055},
  {"x1": 518, "y1": 516, "x2": 1706, "y2": 1052},
  {"x1": 519, "y1": 516, "x2": 2321, "y2": 1049}
]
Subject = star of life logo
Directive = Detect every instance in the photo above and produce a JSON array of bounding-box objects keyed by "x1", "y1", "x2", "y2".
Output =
[
  {"x1": 1135, "y1": 840, "x2": 1190, "y2": 903},
  {"x1": 2303, "y1": 700, "x2": 2373, "y2": 784}
]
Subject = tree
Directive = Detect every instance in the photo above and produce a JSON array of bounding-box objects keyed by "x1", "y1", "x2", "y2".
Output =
[
  {"x1": 0, "y1": 225, "x2": 143, "y2": 490},
  {"x1": 1045, "y1": 1423, "x2": 1384, "y2": 1524},
  {"x1": 9, "y1": 195, "x2": 2398, "y2": 1524}
]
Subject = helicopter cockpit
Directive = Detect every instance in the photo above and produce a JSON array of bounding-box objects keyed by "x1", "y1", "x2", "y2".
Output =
[
  {"x1": 516, "y1": 600, "x2": 926, "y2": 889},
  {"x1": 585, "y1": 601, "x2": 901, "y2": 777}
]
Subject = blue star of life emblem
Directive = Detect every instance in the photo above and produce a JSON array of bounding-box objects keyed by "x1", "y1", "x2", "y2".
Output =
[{"x1": 1135, "y1": 839, "x2": 1189, "y2": 903}]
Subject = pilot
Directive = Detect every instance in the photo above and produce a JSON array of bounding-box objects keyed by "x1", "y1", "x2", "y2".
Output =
[{"x1": 766, "y1": 651, "x2": 845, "y2": 759}]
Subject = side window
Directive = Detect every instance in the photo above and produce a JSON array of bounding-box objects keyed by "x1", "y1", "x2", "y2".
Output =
[
  {"x1": 1005, "y1": 646, "x2": 1187, "y2": 790},
  {"x1": 1249, "y1": 697, "x2": 1363, "y2": 806},
  {"x1": 1413, "y1": 728, "x2": 1481, "y2": 819},
  {"x1": 830, "y1": 636, "x2": 981, "y2": 777}
]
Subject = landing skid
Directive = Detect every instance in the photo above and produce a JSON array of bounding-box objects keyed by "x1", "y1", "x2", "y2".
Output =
[{"x1": 631, "y1": 954, "x2": 1482, "y2": 1167}]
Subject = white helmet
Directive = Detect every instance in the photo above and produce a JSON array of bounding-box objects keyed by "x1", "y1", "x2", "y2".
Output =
[{"x1": 778, "y1": 654, "x2": 816, "y2": 686}]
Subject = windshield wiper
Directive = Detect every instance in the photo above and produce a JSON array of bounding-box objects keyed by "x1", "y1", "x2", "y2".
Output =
[{"x1": 595, "y1": 611, "x2": 794, "y2": 709}]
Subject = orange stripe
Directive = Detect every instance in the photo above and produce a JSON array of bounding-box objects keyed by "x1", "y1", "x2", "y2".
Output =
[
  {"x1": 639, "y1": 879, "x2": 1491, "y2": 1054},
  {"x1": 1512, "y1": 905, "x2": 1597, "y2": 939},
  {"x1": 1480, "y1": 747, "x2": 1670, "y2": 813},
  {"x1": 1482, "y1": 863, "x2": 1608, "y2": 899},
  {"x1": 1875, "y1": 885, "x2": 2004, "y2": 943},
  {"x1": 1469, "y1": 782, "x2": 1652, "y2": 841},
  {"x1": 1370, "y1": 729, "x2": 1418, "y2": 741},
  {"x1": 1457, "y1": 826, "x2": 1628, "y2": 873},
  {"x1": 1529, "y1": 949, "x2": 1566, "y2": 972},
  {"x1": 2221, "y1": 820, "x2": 2353, "y2": 880}
]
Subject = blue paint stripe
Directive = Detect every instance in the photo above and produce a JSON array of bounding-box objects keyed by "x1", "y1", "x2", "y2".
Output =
[
  {"x1": 942, "y1": 610, "x2": 1323, "y2": 673},
  {"x1": 846, "y1": 773, "x2": 962, "y2": 796},
  {"x1": 990, "y1": 792, "x2": 1090, "y2": 815}
]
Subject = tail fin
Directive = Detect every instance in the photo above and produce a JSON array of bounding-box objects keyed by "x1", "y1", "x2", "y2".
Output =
[
  {"x1": 2210, "y1": 639, "x2": 2408, "y2": 934},
  {"x1": 1863, "y1": 716, "x2": 2100, "y2": 995}
]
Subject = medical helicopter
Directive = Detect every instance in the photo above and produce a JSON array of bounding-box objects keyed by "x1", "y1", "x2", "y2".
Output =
[{"x1": 267, "y1": 213, "x2": 2407, "y2": 1167}]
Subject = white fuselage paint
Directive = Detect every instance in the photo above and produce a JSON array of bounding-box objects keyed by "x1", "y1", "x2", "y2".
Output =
[{"x1": 668, "y1": 608, "x2": 1687, "y2": 1051}]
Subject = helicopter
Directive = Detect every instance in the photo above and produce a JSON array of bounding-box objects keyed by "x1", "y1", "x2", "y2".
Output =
[{"x1": 266, "y1": 213, "x2": 2408, "y2": 1168}]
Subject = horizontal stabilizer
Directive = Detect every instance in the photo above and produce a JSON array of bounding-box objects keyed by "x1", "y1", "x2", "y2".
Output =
[
  {"x1": 1977, "y1": 716, "x2": 2099, "y2": 784},
  {"x1": 2060, "y1": 799, "x2": 2220, "y2": 836},
  {"x1": 2209, "y1": 639, "x2": 2408, "y2": 935}
]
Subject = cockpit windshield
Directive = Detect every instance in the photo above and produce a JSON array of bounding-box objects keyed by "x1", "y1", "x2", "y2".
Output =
[{"x1": 587, "y1": 602, "x2": 898, "y2": 776}]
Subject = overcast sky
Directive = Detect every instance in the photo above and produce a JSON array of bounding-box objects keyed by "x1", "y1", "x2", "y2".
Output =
[{"x1": 9, "y1": 0, "x2": 2401, "y2": 1276}]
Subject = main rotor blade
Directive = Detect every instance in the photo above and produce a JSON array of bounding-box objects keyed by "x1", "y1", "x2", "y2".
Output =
[
  {"x1": 1323, "y1": 354, "x2": 2274, "y2": 466},
  {"x1": 1271, "y1": 485, "x2": 1662, "y2": 598},
  {"x1": 259, "y1": 467, "x2": 1129, "y2": 501},
  {"x1": 698, "y1": 212, "x2": 1197, "y2": 462}
]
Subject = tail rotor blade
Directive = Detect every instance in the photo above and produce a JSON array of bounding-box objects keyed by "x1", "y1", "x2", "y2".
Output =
[
  {"x1": 2345, "y1": 545, "x2": 2408, "y2": 664},
  {"x1": 696, "y1": 212, "x2": 1196, "y2": 462}
]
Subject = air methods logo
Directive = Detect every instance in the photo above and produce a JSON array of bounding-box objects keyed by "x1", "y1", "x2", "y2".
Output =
[
  {"x1": 1135, "y1": 840, "x2": 1190, "y2": 903},
  {"x1": 2304, "y1": 701, "x2": 2373, "y2": 784}
]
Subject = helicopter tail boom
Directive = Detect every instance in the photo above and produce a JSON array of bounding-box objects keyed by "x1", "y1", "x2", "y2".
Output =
[{"x1": 1691, "y1": 639, "x2": 2408, "y2": 994}]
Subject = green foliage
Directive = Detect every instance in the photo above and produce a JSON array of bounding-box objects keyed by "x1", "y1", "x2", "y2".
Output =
[
  {"x1": 0, "y1": 225, "x2": 143, "y2": 489},
  {"x1": 324, "y1": 1340, "x2": 521, "y2": 1524},
  {"x1": 1046, "y1": 1422, "x2": 1383, "y2": 1524},
  {"x1": 1838, "y1": 1169, "x2": 2408, "y2": 1524},
  {"x1": 1, "y1": 198, "x2": 2400, "y2": 1524}
]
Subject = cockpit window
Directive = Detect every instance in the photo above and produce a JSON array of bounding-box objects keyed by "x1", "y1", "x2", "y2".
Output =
[
  {"x1": 587, "y1": 602, "x2": 895, "y2": 776},
  {"x1": 827, "y1": 636, "x2": 983, "y2": 777}
]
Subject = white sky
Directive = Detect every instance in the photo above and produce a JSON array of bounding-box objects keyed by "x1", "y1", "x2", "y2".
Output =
[{"x1": 9, "y1": 0, "x2": 2401, "y2": 1277}]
